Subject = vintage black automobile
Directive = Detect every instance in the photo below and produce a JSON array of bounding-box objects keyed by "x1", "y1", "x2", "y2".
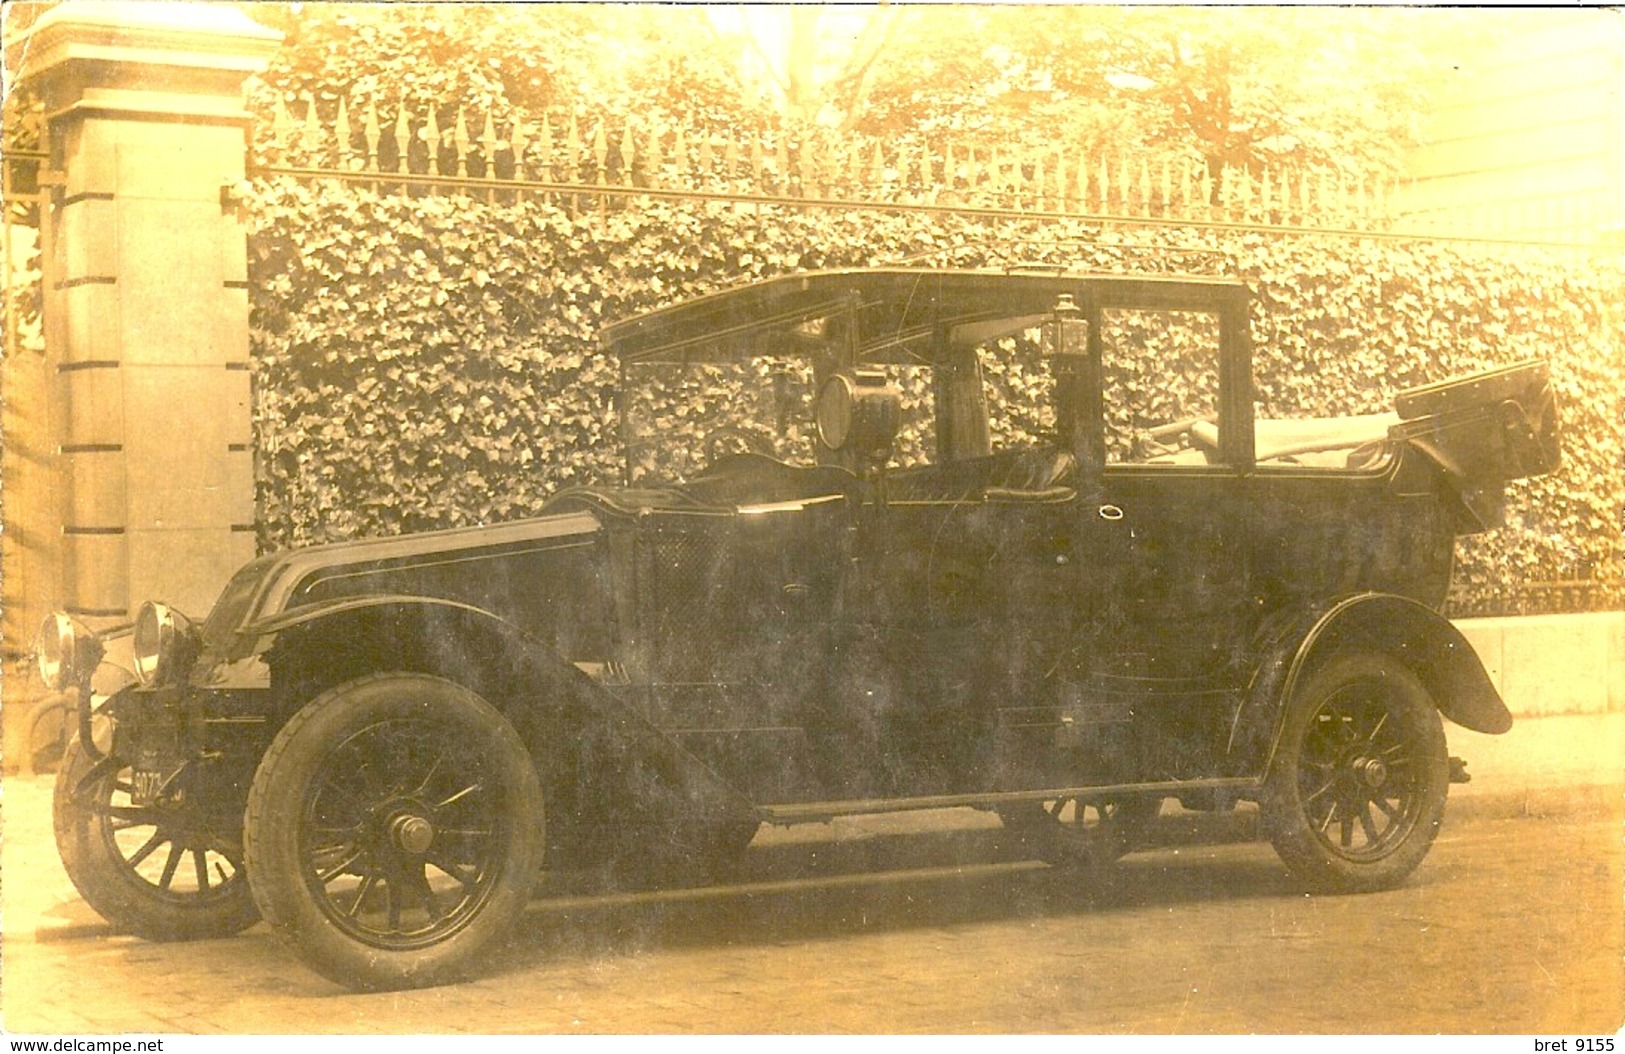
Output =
[{"x1": 40, "y1": 268, "x2": 1560, "y2": 990}]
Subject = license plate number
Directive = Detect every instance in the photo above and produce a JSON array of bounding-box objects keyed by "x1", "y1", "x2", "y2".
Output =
[{"x1": 130, "y1": 767, "x2": 182, "y2": 804}]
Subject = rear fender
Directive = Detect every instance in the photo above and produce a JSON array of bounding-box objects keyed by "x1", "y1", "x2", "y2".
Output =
[
  {"x1": 248, "y1": 595, "x2": 752, "y2": 820},
  {"x1": 1228, "y1": 593, "x2": 1511, "y2": 778}
]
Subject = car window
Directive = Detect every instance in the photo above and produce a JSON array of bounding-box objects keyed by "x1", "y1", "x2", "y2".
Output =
[
  {"x1": 623, "y1": 358, "x2": 820, "y2": 482},
  {"x1": 1099, "y1": 308, "x2": 1223, "y2": 466},
  {"x1": 621, "y1": 357, "x2": 937, "y2": 481},
  {"x1": 976, "y1": 330, "x2": 1056, "y2": 455},
  {"x1": 879, "y1": 363, "x2": 935, "y2": 468}
]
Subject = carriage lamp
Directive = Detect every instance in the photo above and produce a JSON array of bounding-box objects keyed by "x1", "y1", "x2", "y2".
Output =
[
  {"x1": 1042, "y1": 292, "x2": 1104, "y2": 473},
  {"x1": 1041, "y1": 292, "x2": 1089, "y2": 358}
]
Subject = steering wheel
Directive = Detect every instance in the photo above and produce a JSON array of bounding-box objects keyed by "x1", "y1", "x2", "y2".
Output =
[{"x1": 702, "y1": 424, "x2": 778, "y2": 464}]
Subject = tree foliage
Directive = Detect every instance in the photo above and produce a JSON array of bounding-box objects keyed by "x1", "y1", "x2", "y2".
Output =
[
  {"x1": 245, "y1": 2, "x2": 768, "y2": 135},
  {"x1": 837, "y1": 5, "x2": 1456, "y2": 182}
]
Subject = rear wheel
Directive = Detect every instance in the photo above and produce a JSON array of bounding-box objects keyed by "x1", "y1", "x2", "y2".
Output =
[
  {"x1": 244, "y1": 674, "x2": 544, "y2": 990},
  {"x1": 998, "y1": 796, "x2": 1161, "y2": 868},
  {"x1": 54, "y1": 737, "x2": 258, "y2": 940},
  {"x1": 1261, "y1": 651, "x2": 1449, "y2": 893}
]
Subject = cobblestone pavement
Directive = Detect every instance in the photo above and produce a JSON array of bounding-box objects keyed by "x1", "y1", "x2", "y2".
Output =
[{"x1": 4, "y1": 752, "x2": 1621, "y2": 1035}]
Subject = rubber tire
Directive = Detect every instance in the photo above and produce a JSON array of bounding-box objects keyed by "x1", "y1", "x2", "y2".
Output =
[
  {"x1": 244, "y1": 674, "x2": 544, "y2": 991},
  {"x1": 1261, "y1": 651, "x2": 1449, "y2": 894},
  {"x1": 53, "y1": 737, "x2": 260, "y2": 940},
  {"x1": 998, "y1": 796, "x2": 1161, "y2": 868}
]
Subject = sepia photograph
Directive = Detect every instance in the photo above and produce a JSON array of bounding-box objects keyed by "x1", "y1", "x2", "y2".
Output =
[{"x1": 2, "y1": 0, "x2": 1621, "y2": 1038}]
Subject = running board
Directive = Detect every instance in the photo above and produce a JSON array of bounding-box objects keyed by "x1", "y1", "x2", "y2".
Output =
[{"x1": 756, "y1": 777, "x2": 1262, "y2": 825}]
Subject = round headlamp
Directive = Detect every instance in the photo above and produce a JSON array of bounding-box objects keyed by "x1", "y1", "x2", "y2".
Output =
[
  {"x1": 133, "y1": 601, "x2": 196, "y2": 687},
  {"x1": 37, "y1": 612, "x2": 80, "y2": 692}
]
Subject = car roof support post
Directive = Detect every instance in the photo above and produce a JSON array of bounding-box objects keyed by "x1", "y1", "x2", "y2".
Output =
[
  {"x1": 1045, "y1": 293, "x2": 1105, "y2": 494},
  {"x1": 932, "y1": 327, "x2": 992, "y2": 463}
]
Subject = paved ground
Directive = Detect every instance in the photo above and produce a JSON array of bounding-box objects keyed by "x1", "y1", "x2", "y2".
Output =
[{"x1": 4, "y1": 712, "x2": 1621, "y2": 1035}]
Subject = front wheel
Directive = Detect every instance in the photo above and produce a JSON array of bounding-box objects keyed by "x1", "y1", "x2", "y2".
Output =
[
  {"x1": 1260, "y1": 651, "x2": 1449, "y2": 893},
  {"x1": 53, "y1": 737, "x2": 259, "y2": 940},
  {"x1": 244, "y1": 674, "x2": 545, "y2": 991}
]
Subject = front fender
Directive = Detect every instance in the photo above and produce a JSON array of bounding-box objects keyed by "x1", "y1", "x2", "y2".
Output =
[
  {"x1": 188, "y1": 594, "x2": 503, "y2": 690},
  {"x1": 1228, "y1": 593, "x2": 1511, "y2": 778},
  {"x1": 233, "y1": 594, "x2": 754, "y2": 819}
]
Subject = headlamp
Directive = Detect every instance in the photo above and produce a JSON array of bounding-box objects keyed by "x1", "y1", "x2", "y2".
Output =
[
  {"x1": 37, "y1": 612, "x2": 81, "y2": 692},
  {"x1": 132, "y1": 601, "x2": 197, "y2": 687}
]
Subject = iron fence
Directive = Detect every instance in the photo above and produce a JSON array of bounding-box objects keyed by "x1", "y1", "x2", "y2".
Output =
[{"x1": 251, "y1": 95, "x2": 1603, "y2": 252}]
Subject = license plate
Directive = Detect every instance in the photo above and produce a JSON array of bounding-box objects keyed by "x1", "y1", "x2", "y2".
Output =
[{"x1": 130, "y1": 765, "x2": 183, "y2": 804}]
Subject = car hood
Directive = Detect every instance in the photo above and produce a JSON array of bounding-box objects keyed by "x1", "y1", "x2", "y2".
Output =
[{"x1": 198, "y1": 509, "x2": 602, "y2": 650}]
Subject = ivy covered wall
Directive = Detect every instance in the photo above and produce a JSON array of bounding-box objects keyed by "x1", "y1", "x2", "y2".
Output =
[{"x1": 246, "y1": 178, "x2": 1623, "y2": 615}]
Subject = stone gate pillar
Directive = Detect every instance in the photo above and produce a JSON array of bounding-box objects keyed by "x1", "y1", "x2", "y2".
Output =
[{"x1": 6, "y1": 2, "x2": 279, "y2": 768}]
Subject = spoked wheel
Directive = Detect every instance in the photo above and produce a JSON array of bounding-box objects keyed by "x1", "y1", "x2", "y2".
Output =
[
  {"x1": 998, "y1": 795, "x2": 1161, "y2": 868},
  {"x1": 1261, "y1": 651, "x2": 1448, "y2": 893},
  {"x1": 53, "y1": 737, "x2": 258, "y2": 940},
  {"x1": 245, "y1": 674, "x2": 544, "y2": 991}
]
